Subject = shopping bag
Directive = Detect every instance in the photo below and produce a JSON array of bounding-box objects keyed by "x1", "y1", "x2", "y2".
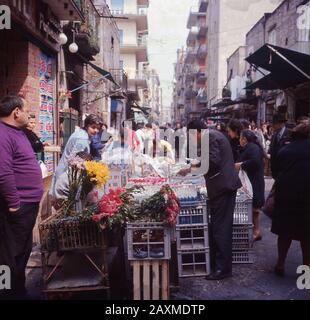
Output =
[
  {"x1": 262, "y1": 183, "x2": 275, "y2": 219},
  {"x1": 238, "y1": 169, "x2": 253, "y2": 198},
  {"x1": 39, "y1": 160, "x2": 49, "y2": 179}
]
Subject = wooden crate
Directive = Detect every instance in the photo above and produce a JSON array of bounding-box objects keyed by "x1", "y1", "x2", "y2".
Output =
[{"x1": 130, "y1": 260, "x2": 170, "y2": 300}]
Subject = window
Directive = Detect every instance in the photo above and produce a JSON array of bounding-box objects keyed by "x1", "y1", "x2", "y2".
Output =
[
  {"x1": 119, "y1": 60, "x2": 124, "y2": 70},
  {"x1": 111, "y1": 0, "x2": 124, "y2": 14},
  {"x1": 268, "y1": 28, "x2": 277, "y2": 46}
]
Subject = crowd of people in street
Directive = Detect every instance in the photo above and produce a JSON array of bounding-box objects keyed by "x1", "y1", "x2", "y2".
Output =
[{"x1": 1, "y1": 94, "x2": 310, "y2": 297}]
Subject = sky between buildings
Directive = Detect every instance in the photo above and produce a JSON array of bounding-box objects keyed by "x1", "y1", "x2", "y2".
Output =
[{"x1": 148, "y1": 0, "x2": 282, "y2": 109}]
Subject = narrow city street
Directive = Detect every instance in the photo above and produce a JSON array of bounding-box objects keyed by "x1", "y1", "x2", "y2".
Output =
[{"x1": 24, "y1": 179, "x2": 310, "y2": 300}]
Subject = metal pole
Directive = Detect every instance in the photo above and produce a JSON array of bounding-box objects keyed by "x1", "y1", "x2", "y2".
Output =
[
  {"x1": 267, "y1": 44, "x2": 310, "y2": 80},
  {"x1": 71, "y1": 74, "x2": 110, "y2": 93}
]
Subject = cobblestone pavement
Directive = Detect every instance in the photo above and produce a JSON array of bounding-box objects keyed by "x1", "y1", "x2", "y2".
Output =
[{"x1": 25, "y1": 179, "x2": 310, "y2": 300}]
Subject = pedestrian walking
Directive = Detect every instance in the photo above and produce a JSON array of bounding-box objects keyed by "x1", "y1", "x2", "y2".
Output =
[
  {"x1": 179, "y1": 119, "x2": 241, "y2": 280},
  {"x1": 227, "y1": 119, "x2": 243, "y2": 162},
  {"x1": 269, "y1": 113, "x2": 291, "y2": 179},
  {"x1": 0, "y1": 95, "x2": 44, "y2": 299},
  {"x1": 272, "y1": 123, "x2": 310, "y2": 275},
  {"x1": 235, "y1": 130, "x2": 265, "y2": 241}
]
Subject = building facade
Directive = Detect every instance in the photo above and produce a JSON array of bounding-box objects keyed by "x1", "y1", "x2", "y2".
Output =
[
  {"x1": 0, "y1": 0, "x2": 83, "y2": 172},
  {"x1": 109, "y1": 0, "x2": 149, "y2": 123},
  {"x1": 206, "y1": 0, "x2": 282, "y2": 110},
  {"x1": 245, "y1": 0, "x2": 310, "y2": 123}
]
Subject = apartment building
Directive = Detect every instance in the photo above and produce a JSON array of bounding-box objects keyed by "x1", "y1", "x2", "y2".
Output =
[
  {"x1": 172, "y1": 0, "x2": 208, "y2": 124},
  {"x1": 109, "y1": 0, "x2": 149, "y2": 121}
]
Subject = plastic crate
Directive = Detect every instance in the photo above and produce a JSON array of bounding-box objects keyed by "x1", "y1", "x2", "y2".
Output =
[
  {"x1": 126, "y1": 222, "x2": 171, "y2": 260},
  {"x1": 177, "y1": 205, "x2": 207, "y2": 226},
  {"x1": 232, "y1": 250, "x2": 255, "y2": 264},
  {"x1": 233, "y1": 194, "x2": 253, "y2": 224},
  {"x1": 232, "y1": 224, "x2": 254, "y2": 250},
  {"x1": 177, "y1": 248, "x2": 211, "y2": 277},
  {"x1": 176, "y1": 225, "x2": 209, "y2": 250}
]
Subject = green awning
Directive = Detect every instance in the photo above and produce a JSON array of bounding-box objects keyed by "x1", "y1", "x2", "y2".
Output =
[{"x1": 78, "y1": 54, "x2": 119, "y2": 86}]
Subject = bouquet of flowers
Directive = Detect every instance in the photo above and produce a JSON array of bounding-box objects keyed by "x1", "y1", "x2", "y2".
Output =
[
  {"x1": 62, "y1": 155, "x2": 110, "y2": 216},
  {"x1": 91, "y1": 187, "x2": 143, "y2": 228},
  {"x1": 139, "y1": 185, "x2": 180, "y2": 227}
]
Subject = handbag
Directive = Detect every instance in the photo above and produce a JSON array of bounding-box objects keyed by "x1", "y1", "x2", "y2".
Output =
[{"x1": 262, "y1": 183, "x2": 275, "y2": 219}]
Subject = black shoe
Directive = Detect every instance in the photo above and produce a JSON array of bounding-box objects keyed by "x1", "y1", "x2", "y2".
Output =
[{"x1": 205, "y1": 270, "x2": 232, "y2": 281}]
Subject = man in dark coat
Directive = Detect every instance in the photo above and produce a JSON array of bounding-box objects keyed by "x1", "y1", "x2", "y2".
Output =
[
  {"x1": 269, "y1": 113, "x2": 291, "y2": 179},
  {"x1": 179, "y1": 120, "x2": 241, "y2": 280}
]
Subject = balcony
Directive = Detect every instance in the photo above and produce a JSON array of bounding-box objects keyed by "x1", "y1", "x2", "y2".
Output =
[
  {"x1": 185, "y1": 47, "x2": 198, "y2": 64},
  {"x1": 111, "y1": 6, "x2": 148, "y2": 31},
  {"x1": 187, "y1": 6, "x2": 207, "y2": 29},
  {"x1": 197, "y1": 17, "x2": 207, "y2": 39},
  {"x1": 128, "y1": 70, "x2": 148, "y2": 89},
  {"x1": 197, "y1": 43, "x2": 208, "y2": 59},
  {"x1": 110, "y1": 69, "x2": 128, "y2": 91},
  {"x1": 199, "y1": 0, "x2": 208, "y2": 13},
  {"x1": 187, "y1": 27, "x2": 199, "y2": 46},
  {"x1": 120, "y1": 35, "x2": 148, "y2": 62},
  {"x1": 185, "y1": 88, "x2": 198, "y2": 100},
  {"x1": 43, "y1": 0, "x2": 84, "y2": 21},
  {"x1": 196, "y1": 72, "x2": 207, "y2": 84}
]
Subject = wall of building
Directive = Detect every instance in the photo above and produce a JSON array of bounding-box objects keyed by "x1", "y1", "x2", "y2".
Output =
[
  {"x1": 117, "y1": 20, "x2": 137, "y2": 45},
  {"x1": 207, "y1": 0, "x2": 283, "y2": 105},
  {"x1": 122, "y1": 53, "x2": 137, "y2": 79}
]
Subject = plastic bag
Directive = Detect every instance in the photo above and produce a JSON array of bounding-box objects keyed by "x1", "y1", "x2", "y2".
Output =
[
  {"x1": 39, "y1": 160, "x2": 49, "y2": 179},
  {"x1": 238, "y1": 169, "x2": 253, "y2": 199}
]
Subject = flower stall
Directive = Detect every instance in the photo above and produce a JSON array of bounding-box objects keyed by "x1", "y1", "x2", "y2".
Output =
[{"x1": 39, "y1": 154, "x2": 182, "y2": 300}]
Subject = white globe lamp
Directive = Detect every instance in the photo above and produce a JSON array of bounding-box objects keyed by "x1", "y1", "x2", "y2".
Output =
[
  {"x1": 69, "y1": 42, "x2": 78, "y2": 53},
  {"x1": 59, "y1": 33, "x2": 68, "y2": 45}
]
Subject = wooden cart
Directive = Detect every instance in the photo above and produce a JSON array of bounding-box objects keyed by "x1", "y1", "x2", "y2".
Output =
[{"x1": 39, "y1": 214, "x2": 110, "y2": 300}]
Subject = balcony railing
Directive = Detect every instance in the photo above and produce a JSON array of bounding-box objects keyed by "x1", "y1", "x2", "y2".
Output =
[
  {"x1": 121, "y1": 36, "x2": 147, "y2": 48},
  {"x1": 197, "y1": 44, "x2": 208, "y2": 59},
  {"x1": 110, "y1": 69, "x2": 128, "y2": 90},
  {"x1": 111, "y1": 6, "x2": 148, "y2": 16},
  {"x1": 199, "y1": 0, "x2": 208, "y2": 13}
]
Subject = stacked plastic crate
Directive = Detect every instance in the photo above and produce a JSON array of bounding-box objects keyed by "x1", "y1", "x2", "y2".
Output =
[
  {"x1": 174, "y1": 186, "x2": 211, "y2": 277},
  {"x1": 232, "y1": 191, "x2": 254, "y2": 264}
]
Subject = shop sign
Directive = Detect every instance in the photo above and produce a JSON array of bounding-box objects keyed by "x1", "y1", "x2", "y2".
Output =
[
  {"x1": 0, "y1": 5, "x2": 11, "y2": 30},
  {"x1": 39, "y1": 7, "x2": 62, "y2": 44}
]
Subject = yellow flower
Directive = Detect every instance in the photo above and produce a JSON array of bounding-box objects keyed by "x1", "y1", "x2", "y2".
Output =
[{"x1": 84, "y1": 161, "x2": 110, "y2": 187}]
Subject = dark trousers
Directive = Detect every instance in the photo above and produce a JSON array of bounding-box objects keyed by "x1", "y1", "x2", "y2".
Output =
[
  {"x1": 0, "y1": 202, "x2": 39, "y2": 299},
  {"x1": 208, "y1": 191, "x2": 237, "y2": 273}
]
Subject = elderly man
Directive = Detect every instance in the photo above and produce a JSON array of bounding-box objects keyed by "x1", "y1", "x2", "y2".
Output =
[
  {"x1": 0, "y1": 95, "x2": 43, "y2": 299},
  {"x1": 179, "y1": 119, "x2": 241, "y2": 280}
]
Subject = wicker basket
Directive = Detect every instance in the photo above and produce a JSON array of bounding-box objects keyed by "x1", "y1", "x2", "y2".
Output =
[{"x1": 39, "y1": 213, "x2": 107, "y2": 252}]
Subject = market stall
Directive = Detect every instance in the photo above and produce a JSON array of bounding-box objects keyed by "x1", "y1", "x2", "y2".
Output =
[{"x1": 39, "y1": 145, "x2": 253, "y2": 300}]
